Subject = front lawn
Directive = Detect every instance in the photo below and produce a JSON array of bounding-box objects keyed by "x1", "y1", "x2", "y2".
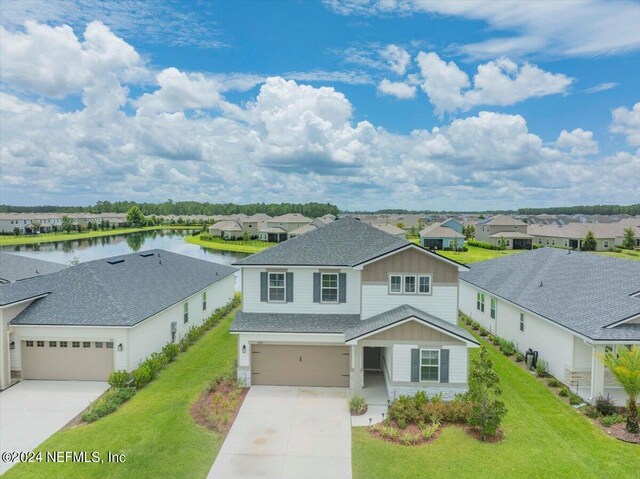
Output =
[
  {"x1": 437, "y1": 245, "x2": 525, "y2": 264},
  {"x1": 597, "y1": 249, "x2": 640, "y2": 261},
  {"x1": 185, "y1": 233, "x2": 271, "y2": 253},
  {"x1": 352, "y1": 338, "x2": 640, "y2": 479},
  {"x1": 6, "y1": 308, "x2": 239, "y2": 479}
]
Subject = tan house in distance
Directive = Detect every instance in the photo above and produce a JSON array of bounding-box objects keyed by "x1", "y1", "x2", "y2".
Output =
[
  {"x1": 475, "y1": 214, "x2": 533, "y2": 249},
  {"x1": 528, "y1": 223, "x2": 618, "y2": 251}
]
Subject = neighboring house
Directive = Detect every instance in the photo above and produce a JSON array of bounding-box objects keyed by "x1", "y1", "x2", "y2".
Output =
[
  {"x1": 287, "y1": 217, "x2": 335, "y2": 239},
  {"x1": 528, "y1": 223, "x2": 618, "y2": 251},
  {"x1": 370, "y1": 223, "x2": 407, "y2": 238},
  {"x1": 230, "y1": 217, "x2": 478, "y2": 401},
  {"x1": 0, "y1": 250, "x2": 236, "y2": 389},
  {"x1": 475, "y1": 215, "x2": 533, "y2": 249},
  {"x1": 266, "y1": 213, "x2": 313, "y2": 233},
  {"x1": 459, "y1": 248, "x2": 640, "y2": 404},
  {"x1": 419, "y1": 222, "x2": 465, "y2": 250},
  {"x1": 0, "y1": 253, "x2": 67, "y2": 284},
  {"x1": 257, "y1": 227, "x2": 288, "y2": 242},
  {"x1": 439, "y1": 218, "x2": 464, "y2": 234},
  {"x1": 242, "y1": 214, "x2": 272, "y2": 237},
  {"x1": 209, "y1": 220, "x2": 244, "y2": 239}
]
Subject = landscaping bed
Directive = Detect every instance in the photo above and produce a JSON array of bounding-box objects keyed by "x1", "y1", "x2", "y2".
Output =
[{"x1": 191, "y1": 372, "x2": 248, "y2": 435}]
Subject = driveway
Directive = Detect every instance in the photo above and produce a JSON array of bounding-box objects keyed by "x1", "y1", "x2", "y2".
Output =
[
  {"x1": 0, "y1": 380, "x2": 109, "y2": 474},
  {"x1": 209, "y1": 386, "x2": 351, "y2": 479}
]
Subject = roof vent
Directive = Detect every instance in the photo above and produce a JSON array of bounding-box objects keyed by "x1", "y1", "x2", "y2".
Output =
[
  {"x1": 107, "y1": 258, "x2": 125, "y2": 265},
  {"x1": 539, "y1": 281, "x2": 543, "y2": 287},
  {"x1": 139, "y1": 252, "x2": 154, "y2": 257}
]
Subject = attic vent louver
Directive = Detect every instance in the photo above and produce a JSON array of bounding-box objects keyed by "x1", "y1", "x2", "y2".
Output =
[
  {"x1": 139, "y1": 252, "x2": 154, "y2": 257},
  {"x1": 107, "y1": 259, "x2": 125, "y2": 265}
]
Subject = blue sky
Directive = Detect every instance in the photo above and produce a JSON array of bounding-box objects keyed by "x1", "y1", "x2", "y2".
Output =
[{"x1": 1, "y1": 0, "x2": 639, "y2": 210}]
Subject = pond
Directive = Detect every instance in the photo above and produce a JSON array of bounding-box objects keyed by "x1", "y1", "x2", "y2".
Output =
[{"x1": 0, "y1": 229, "x2": 249, "y2": 289}]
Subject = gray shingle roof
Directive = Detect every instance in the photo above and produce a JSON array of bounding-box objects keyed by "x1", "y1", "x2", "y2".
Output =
[
  {"x1": 235, "y1": 216, "x2": 411, "y2": 266},
  {"x1": 3, "y1": 250, "x2": 237, "y2": 327},
  {"x1": 230, "y1": 311, "x2": 361, "y2": 334},
  {"x1": 344, "y1": 304, "x2": 479, "y2": 343},
  {"x1": 460, "y1": 248, "x2": 640, "y2": 341},
  {"x1": 0, "y1": 253, "x2": 67, "y2": 283}
]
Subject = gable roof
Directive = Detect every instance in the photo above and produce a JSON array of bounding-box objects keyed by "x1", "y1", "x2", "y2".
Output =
[
  {"x1": 270, "y1": 213, "x2": 312, "y2": 223},
  {"x1": 371, "y1": 223, "x2": 406, "y2": 236},
  {"x1": 460, "y1": 248, "x2": 640, "y2": 341},
  {"x1": 419, "y1": 223, "x2": 465, "y2": 238},
  {"x1": 527, "y1": 222, "x2": 626, "y2": 239},
  {"x1": 0, "y1": 253, "x2": 67, "y2": 283},
  {"x1": 344, "y1": 304, "x2": 478, "y2": 344},
  {"x1": 230, "y1": 311, "x2": 361, "y2": 334},
  {"x1": 3, "y1": 250, "x2": 237, "y2": 327},
  {"x1": 478, "y1": 215, "x2": 526, "y2": 226},
  {"x1": 235, "y1": 216, "x2": 412, "y2": 266}
]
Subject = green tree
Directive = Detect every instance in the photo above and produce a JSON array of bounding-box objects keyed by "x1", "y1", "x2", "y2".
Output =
[
  {"x1": 498, "y1": 236, "x2": 507, "y2": 250},
  {"x1": 126, "y1": 206, "x2": 146, "y2": 227},
  {"x1": 581, "y1": 231, "x2": 597, "y2": 251},
  {"x1": 600, "y1": 346, "x2": 640, "y2": 433},
  {"x1": 417, "y1": 218, "x2": 425, "y2": 232},
  {"x1": 463, "y1": 224, "x2": 475, "y2": 240},
  {"x1": 622, "y1": 227, "x2": 637, "y2": 250},
  {"x1": 467, "y1": 346, "x2": 507, "y2": 441},
  {"x1": 61, "y1": 215, "x2": 73, "y2": 234},
  {"x1": 30, "y1": 220, "x2": 41, "y2": 234},
  {"x1": 396, "y1": 222, "x2": 404, "y2": 229}
]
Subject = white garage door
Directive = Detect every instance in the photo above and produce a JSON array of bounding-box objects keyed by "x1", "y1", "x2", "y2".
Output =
[{"x1": 21, "y1": 340, "x2": 114, "y2": 381}]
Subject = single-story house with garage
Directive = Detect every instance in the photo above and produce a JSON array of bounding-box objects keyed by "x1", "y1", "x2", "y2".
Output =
[
  {"x1": 0, "y1": 250, "x2": 236, "y2": 389},
  {"x1": 459, "y1": 248, "x2": 640, "y2": 404},
  {"x1": 0, "y1": 253, "x2": 67, "y2": 284},
  {"x1": 419, "y1": 222, "x2": 465, "y2": 250},
  {"x1": 231, "y1": 216, "x2": 478, "y2": 401},
  {"x1": 475, "y1": 215, "x2": 533, "y2": 249},
  {"x1": 209, "y1": 220, "x2": 244, "y2": 239}
]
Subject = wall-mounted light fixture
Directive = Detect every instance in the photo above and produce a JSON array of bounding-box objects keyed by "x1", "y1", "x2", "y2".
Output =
[
  {"x1": 242, "y1": 344, "x2": 246, "y2": 353},
  {"x1": 117, "y1": 343, "x2": 123, "y2": 352}
]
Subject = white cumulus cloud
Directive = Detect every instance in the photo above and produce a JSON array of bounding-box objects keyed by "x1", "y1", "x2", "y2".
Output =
[
  {"x1": 555, "y1": 128, "x2": 599, "y2": 156},
  {"x1": 611, "y1": 102, "x2": 640, "y2": 147},
  {"x1": 377, "y1": 79, "x2": 416, "y2": 99}
]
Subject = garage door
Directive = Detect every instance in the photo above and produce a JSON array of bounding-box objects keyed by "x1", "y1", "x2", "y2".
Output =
[
  {"x1": 21, "y1": 340, "x2": 114, "y2": 381},
  {"x1": 252, "y1": 344, "x2": 350, "y2": 387}
]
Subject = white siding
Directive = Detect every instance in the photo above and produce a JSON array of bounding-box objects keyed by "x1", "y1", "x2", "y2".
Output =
[
  {"x1": 128, "y1": 275, "x2": 234, "y2": 369},
  {"x1": 573, "y1": 336, "x2": 592, "y2": 370},
  {"x1": 445, "y1": 345, "x2": 467, "y2": 384},
  {"x1": 392, "y1": 344, "x2": 415, "y2": 382},
  {"x1": 361, "y1": 284, "x2": 458, "y2": 323},
  {"x1": 460, "y1": 280, "x2": 576, "y2": 382},
  {"x1": 242, "y1": 267, "x2": 361, "y2": 314}
]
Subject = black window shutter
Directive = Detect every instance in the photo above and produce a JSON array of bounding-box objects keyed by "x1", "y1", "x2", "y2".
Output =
[
  {"x1": 313, "y1": 273, "x2": 321, "y2": 303},
  {"x1": 411, "y1": 349, "x2": 420, "y2": 382},
  {"x1": 440, "y1": 349, "x2": 449, "y2": 383},
  {"x1": 286, "y1": 272, "x2": 294, "y2": 302},
  {"x1": 338, "y1": 272, "x2": 347, "y2": 303},
  {"x1": 260, "y1": 272, "x2": 268, "y2": 302}
]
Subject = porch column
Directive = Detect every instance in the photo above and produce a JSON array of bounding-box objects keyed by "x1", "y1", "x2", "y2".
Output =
[
  {"x1": 351, "y1": 345, "x2": 364, "y2": 393},
  {"x1": 0, "y1": 311, "x2": 9, "y2": 390},
  {"x1": 590, "y1": 344, "x2": 605, "y2": 401}
]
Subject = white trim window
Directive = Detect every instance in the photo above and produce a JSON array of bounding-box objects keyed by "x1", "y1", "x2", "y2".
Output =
[
  {"x1": 321, "y1": 273, "x2": 339, "y2": 303},
  {"x1": 519, "y1": 312, "x2": 525, "y2": 332},
  {"x1": 389, "y1": 274, "x2": 402, "y2": 294},
  {"x1": 202, "y1": 291, "x2": 207, "y2": 311},
  {"x1": 476, "y1": 292, "x2": 485, "y2": 312},
  {"x1": 490, "y1": 297, "x2": 497, "y2": 320},
  {"x1": 418, "y1": 275, "x2": 431, "y2": 294},
  {"x1": 183, "y1": 302, "x2": 189, "y2": 324},
  {"x1": 404, "y1": 275, "x2": 416, "y2": 293},
  {"x1": 268, "y1": 272, "x2": 286, "y2": 302},
  {"x1": 604, "y1": 240, "x2": 609, "y2": 248},
  {"x1": 420, "y1": 349, "x2": 440, "y2": 382}
]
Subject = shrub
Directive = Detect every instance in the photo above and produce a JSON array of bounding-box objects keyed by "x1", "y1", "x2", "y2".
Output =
[
  {"x1": 349, "y1": 395, "x2": 367, "y2": 415},
  {"x1": 419, "y1": 421, "x2": 440, "y2": 440},
  {"x1": 108, "y1": 370, "x2": 131, "y2": 389},
  {"x1": 388, "y1": 395, "x2": 421, "y2": 424},
  {"x1": 132, "y1": 363, "x2": 154, "y2": 388},
  {"x1": 380, "y1": 425, "x2": 399, "y2": 440},
  {"x1": 162, "y1": 343, "x2": 179, "y2": 362},
  {"x1": 414, "y1": 390, "x2": 428, "y2": 407},
  {"x1": 594, "y1": 394, "x2": 618, "y2": 416},
  {"x1": 421, "y1": 400, "x2": 448, "y2": 424},
  {"x1": 547, "y1": 378, "x2": 561, "y2": 388},
  {"x1": 536, "y1": 359, "x2": 549, "y2": 378},
  {"x1": 401, "y1": 432, "x2": 420, "y2": 445},
  {"x1": 558, "y1": 386, "x2": 570, "y2": 397},
  {"x1": 443, "y1": 396, "x2": 471, "y2": 423},
  {"x1": 467, "y1": 240, "x2": 500, "y2": 250},
  {"x1": 82, "y1": 387, "x2": 135, "y2": 423},
  {"x1": 569, "y1": 393, "x2": 583, "y2": 405},
  {"x1": 601, "y1": 414, "x2": 625, "y2": 427},
  {"x1": 397, "y1": 418, "x2": 407, "y2": 429},
  {"x1": 583, "y1": 405, "x2": 600, "y2": 419},
  {"x1": 496, "y1": 337, "x2": 516, "y2": 356},
  {"x1": 515, "y1": 352, "x2": 524, "y2": 362}
]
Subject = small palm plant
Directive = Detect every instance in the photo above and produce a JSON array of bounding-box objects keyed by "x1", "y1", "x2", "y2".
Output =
[{"x1": 600, "y1": 346, "x2": 640, "y2": 433}]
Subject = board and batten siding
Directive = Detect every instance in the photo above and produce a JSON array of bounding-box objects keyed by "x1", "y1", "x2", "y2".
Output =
[
  {"x1": 459, "y1": 280, "x2": 576, "y2": 382},
  {"x1": 391, "y1": 343, "x2": 467, "y2": 384},
  {"x1": 362, "y1": 248, "x2": 458, "y2": 284},
  {"x1": 361, "y1": 284, "x2": 458, "y2": 322},
  {"x1": 128, "y1": 274, "x2": 235, "y2": 369},
  {"x1": 242, "y1": 267, "x2": 361, "y2": 314}
]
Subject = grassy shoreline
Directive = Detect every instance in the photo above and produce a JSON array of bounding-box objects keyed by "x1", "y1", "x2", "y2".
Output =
[
  {"x1": 0, "y1": 225, "x2": 200, "y2": 246},
  {"x1": 185, "y1": 233, "x2": 270, "y2": 254}
]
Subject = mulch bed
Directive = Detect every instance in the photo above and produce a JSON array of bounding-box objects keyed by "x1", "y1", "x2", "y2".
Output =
[
  {"x1": 600, "y1": 422, "x2": 640, "y2": 444},
  {"x1": 369, "y1": 422, "x2": 442, "y2": 446},
  {"x1": 464, "y1": 425, "x2": 504, "y2": 443},
  {"x1": 191, "y1": 379, "x2": 248, "y2": 436},
  {"x1": 351, "y1": 406, "x2": 368, "y2": 416}
]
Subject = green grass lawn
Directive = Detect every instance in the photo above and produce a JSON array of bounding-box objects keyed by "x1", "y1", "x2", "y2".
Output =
[
  {"x1": 438, "y1": 245, "x2": 525, "y2": 264},
  {"x1": 597, "y1": 249, "x2": 640, "y2": 261},
  {"x1": 352, "y1": 339, "x2": 640, "y2": 479},
  {"x1": 0, "y1": 225, "x2": 199, "y2": 246},
  {"x1": 5, "y1": 308, "x2": 239, "y2": 479},
  {"x1": 185, "y1": 233, "x2": 271, "y2": 253}
]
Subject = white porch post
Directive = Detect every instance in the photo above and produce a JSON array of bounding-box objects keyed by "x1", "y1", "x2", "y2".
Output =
[
  {"x1": 590, "y1": 344, "x2": 606, "y2": 401},
  {"x1": 0, "y1": 310, "x2": 9, "y2": 390}
]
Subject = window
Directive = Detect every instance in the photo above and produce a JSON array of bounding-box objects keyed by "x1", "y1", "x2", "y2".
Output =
[
  {"x1": 490, "y1": 298, "x2": 497, "y2": 319},
  {"x1": 604, "y1": 241, "x2": 609, "y2": 248},
  {"x1": 83, "y1": 342, "x2": 91, "y2": 348},
  {"x1": 26, "y1": 340, "x2": 34, "y2": 347},
  {"x1": 72, "y1": 341, "x2": 80, "y2": 348},
  {"x1": 519, "y1": 313, "x2": 525, "y2": 332},
  {"x1": 404, "y1": 275, "x2": 416, "y2": 293},
  {"x1": 36, "y1": 341, "x2": 44, "y2": 347},
  {"x1": 418, "y1": 275, "x2": 431, "y2": 294},
  {"x1": 49, "y1": 341, "x2": 57, "y2": 347},
  {"x1": 95, "y1": 342, "x2": 103, "y2": 348},
  {"x1": 420, "y1": 349, "x2": 440, "y2": 382},
  {"x1": 268, "y1": 272, "x2": 286, "y2": 302},
  {"x1": 183, "y1": 302, "x2": 189, "y2": 324},
  {"x1": 389, "y1": 275, "x2": 402, "y2": 294},
  {"x1": 321, "y1": 273, "x2": 338, "y2": 303},
  {"x1": 202, "y1": 291, "x2": 207, "y2": 311},
  {"x1": 476, "y1": 292, "x2": 485, "y2": 312},
  {"x1": 60, "y1": 341, "x2": 67, "y2": 348},
  {"x1": 106, "y1": 342, "x2": 114, "y2": 349}
]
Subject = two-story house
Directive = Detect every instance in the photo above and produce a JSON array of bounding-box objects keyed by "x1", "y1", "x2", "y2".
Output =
[
  {"x1": 231, "y1": 217, "x2": 478, "y2": 401},
  {"x1": 475, "y1": 214, "x2": 533, "y2": 249}
]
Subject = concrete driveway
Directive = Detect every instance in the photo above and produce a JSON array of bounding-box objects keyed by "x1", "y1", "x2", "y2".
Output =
[
  {"x1": 0, "y1": 380, "x2": 109, "y2": 474},
  {"x1": 209, "y1": 386, "x2": 351, "y2": 479}
]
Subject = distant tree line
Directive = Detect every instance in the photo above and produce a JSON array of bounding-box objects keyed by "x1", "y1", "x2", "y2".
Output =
[
  {"x1": 516, "y1": 204, "x2": 640, "y2": 216},
  {"x1": 0, "y1": 201, "x2": 340, "y2": 218}
]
